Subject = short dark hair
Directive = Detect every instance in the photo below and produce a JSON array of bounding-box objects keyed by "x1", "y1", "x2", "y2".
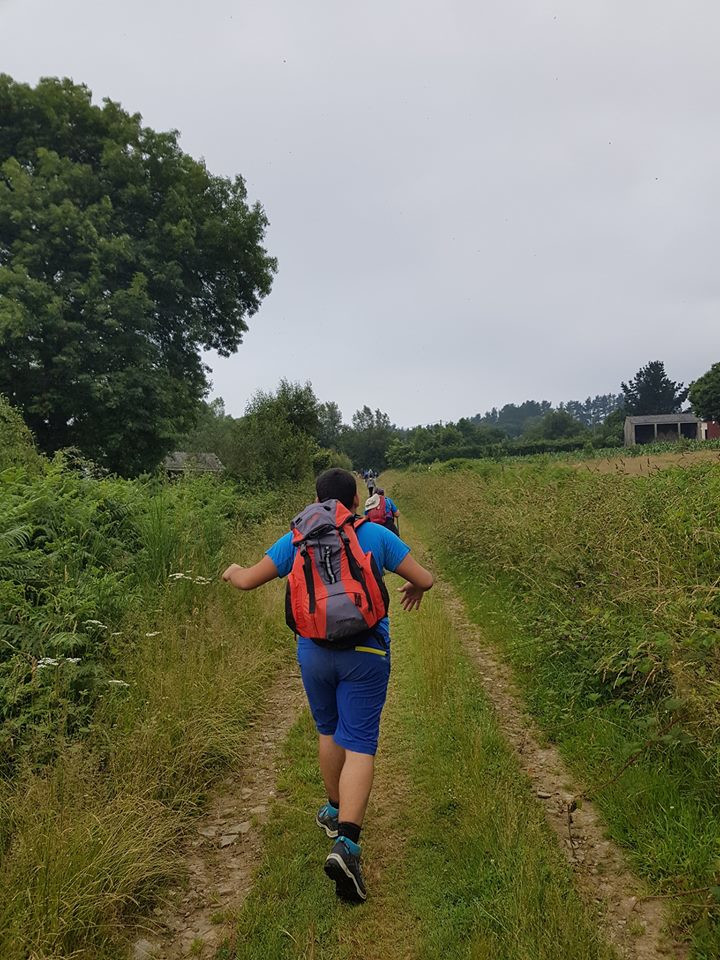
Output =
[
  {"x1": 376, "y1": 488, "x2": 385, "y2": 495},
  {"x1": 316, "y1": 468, "x2": 357, "y2": 510}
]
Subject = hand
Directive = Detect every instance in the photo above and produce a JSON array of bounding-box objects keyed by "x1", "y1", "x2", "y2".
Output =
[
  {"x1": 221, "y1": 563, "x2": 245, "y2": 588},
  {"x1": 398, "y1": 582, "x2": 425, "y2": 611}
]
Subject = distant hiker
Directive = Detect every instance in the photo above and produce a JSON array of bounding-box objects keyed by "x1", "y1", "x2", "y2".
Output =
[
  {"x1": 364, "y1": 488, "x2": 400, "y2": 536},
  {"x1": 366, "y1": 470, "x2": 377, "y2": 496},
  {"x1": 222, "y1": 468, "x2": 433, "y2": 903}
]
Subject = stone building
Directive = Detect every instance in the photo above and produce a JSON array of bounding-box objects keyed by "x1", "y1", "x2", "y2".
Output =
[{"x1": 623, "y1": 414, "x2": 701, "y2": 446}]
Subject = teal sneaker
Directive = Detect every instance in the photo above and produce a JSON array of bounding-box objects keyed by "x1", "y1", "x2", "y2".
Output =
[
  {"x1": 324, "y1": 837, "x2": 367, "y2": 903},
  {"x1": 315, "y1": 803, "x2": 339, "y2": 838}
]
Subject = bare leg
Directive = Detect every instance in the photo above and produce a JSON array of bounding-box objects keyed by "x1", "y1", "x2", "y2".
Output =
[
  {"x1": 338, "y1": 750, "x2": 375, "y2": 825},
  {"x1": 318, "y1": 734, "x2": 345, "y2": 803}
]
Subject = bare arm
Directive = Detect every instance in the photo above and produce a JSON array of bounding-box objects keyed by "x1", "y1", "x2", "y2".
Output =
[
  {"x1": 394, "y1": 554, "x2": 434, "y2": 611},
  {"x1": 222, "y1": 555, "x2": 279, "y2": 591}
]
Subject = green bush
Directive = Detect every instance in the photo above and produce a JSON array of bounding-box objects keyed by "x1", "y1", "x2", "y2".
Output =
[
  {"x1": 0, "y1": 449, "x2": 279, "y2": 769},
  {"x1": 0, "y1": 395, "x2": 41, "y2": 472}
]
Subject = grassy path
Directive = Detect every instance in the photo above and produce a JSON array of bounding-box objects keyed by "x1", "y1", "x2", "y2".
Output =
[{"x1": 220, "y1": 537, "x2": 621, "y2": 959}]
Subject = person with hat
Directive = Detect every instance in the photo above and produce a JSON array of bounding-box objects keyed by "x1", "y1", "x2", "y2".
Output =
[{"x1": 364, "y1": 488, "x2": 400, "y2": 536}]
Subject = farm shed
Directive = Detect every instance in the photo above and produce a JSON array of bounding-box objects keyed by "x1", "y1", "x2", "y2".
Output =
[
  {"x1": 624, "y1": 414, "x2": 701, "y2": 446},
  {"x1": 162, "y1": 451, "x2": 225, "y2": 476},
  {"x1": 701, "y1": 421, "x2": 720, "y2": 440}
]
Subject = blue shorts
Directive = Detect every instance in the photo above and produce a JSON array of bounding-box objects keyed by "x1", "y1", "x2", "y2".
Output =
[{"x1": 296, "y1": 635, "x2": 391, "y2": 756}]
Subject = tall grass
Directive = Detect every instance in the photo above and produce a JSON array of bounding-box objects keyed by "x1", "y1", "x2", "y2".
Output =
[
  {"x1": 0, "y1": 552, "x2": 291, "y2": 958},
  {"x1": 0, "y1": 444, "x2": 312, "y2": 957},
  {"x1": 391, "y1": 462, "x2": 720, "y2": 956}
]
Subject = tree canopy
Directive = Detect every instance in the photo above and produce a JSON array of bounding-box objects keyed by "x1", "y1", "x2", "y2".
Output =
[
  {"x1": 621, "y1": 361, "x2": 688, "y2": 416},
  {"x1": 0, "y1": 75, "x2": 276, "y2": 474},
  {"x1": 340, "y1": 406, "x2": 395, "y2": 469},
  {"x1": 689, "y1": 363, "x2": 720, "y2": 423},
  {"x1": 524, "y1": 409, "x2": 587, "y2": 440}
]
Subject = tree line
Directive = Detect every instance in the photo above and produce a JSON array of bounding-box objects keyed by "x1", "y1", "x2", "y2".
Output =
[
  {"x1": 176, "y1": 357, "x2": 720, "y2": 480},
  {"x1": 2, "y1": 75, "x2": 720, "y2": 480}
]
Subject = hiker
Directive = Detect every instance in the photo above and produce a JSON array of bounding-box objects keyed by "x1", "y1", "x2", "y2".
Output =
[
  {"x1": 364, "y1": 488, "x2": 400, "y2": 536},
  {"x1": 366, "y1": 470, "x2": 376, "y2": 496},
  {"x1": 221, "y1": 468, "x2": 433, "y2": 904}
]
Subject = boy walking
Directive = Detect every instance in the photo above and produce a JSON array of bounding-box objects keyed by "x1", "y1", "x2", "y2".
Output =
[{"x1": 222, "y1": 468, "x2": 433, "y2": 902}]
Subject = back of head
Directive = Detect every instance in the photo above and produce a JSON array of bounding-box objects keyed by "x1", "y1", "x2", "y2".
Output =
[
  {"x1": 316, "y1": 468, "x2": 357, "y2": 510},
  {"x1": 376, "y1": 488, "x2": 385, "y2": 496}
]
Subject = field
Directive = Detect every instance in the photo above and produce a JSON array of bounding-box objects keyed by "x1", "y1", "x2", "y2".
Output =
[
  {"x1": 575, "y1": 449, "x2": 720, "y2": 475},
  {"x1": 390, "y1": 457, "x2": 720, "y2": 957},
  {"x1": 0, "y1": 443, "x2": 308, "y2": 959},
  {"x1": 2, "y1": 446, "x2": 720, "y2": 959}
]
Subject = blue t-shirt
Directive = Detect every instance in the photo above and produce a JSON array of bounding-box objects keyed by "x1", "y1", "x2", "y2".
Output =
[{"x1": 266, "y1": 519, "x2": 410, "y2": 645}]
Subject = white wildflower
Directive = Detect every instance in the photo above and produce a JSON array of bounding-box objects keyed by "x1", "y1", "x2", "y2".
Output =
[
  {"x1": 65, "y1": 657, "x2": 81, "y2": 664},
  {"x1": 85, "y1": 620, "x2": 107, "y2": 629},
  {"x1": 145, "y1": 631, "x2": 160, "y2": 637},
  {"x1": 108, "y1": 679, "x2": 130, "y2": 687},
  {"x1": 37, "y1": 657, "x2": 59, "y2": 669}
]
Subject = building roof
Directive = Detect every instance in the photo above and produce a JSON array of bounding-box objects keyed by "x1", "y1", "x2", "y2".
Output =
[
  {"x1": 625, "y1": 414, "x2": 700, "y2": 425},
  {"x1": 163, "y1": 451, "x2": 224, "y2": 473}
]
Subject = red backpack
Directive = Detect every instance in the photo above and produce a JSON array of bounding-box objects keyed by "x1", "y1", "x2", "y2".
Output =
[
  {"x1": 367, "y1": 494, "x2": 388, "y2": 526},
  {"x1": 285, "y1": 500, "x2": 389, "y2": 643}
]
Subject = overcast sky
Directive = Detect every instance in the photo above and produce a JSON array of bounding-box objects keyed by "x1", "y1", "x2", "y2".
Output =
[{"x1": 2, "y1": 0, "x2": 718, "y2": 425}]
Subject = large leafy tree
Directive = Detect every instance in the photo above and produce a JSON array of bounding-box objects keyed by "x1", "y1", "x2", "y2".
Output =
[
  {"x1": 620, "y1": 361, "x2": 688, "y2": 415},
  {"x1": 316, "y1": 400, "x2": 344, "y2": 449},
  {"x1": 473, "y1": 400, "x2": 552, "y2": 437},
  {"x1": 689, "y1": 362, "x2": 720, "y2": 422},
  {"x1": 524, "y1": 409, "x2": 587, "y2": 440},
  {"x1": 0, "y1": 75, "x2": 276, "y2": 474},
  {"x1": 341, "y1": 406, "x2": 395, "y2": 469}
]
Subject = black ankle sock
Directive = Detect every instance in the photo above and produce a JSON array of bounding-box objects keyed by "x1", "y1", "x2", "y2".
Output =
[
  {"x1": 337, "y1": 821, "x2": 361, "y2": 844},
  {"x1": 327, "y1": 798, "x2": 339, "y2": 811}
]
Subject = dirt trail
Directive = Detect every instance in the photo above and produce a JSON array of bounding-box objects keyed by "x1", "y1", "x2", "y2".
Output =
[
  {"x1": 430, "y1": 568, "x2": 688, "y2": 960},
  {"x1": 129, "y1": 665, "x2": 305, "y2": 959},
  {"x1": 347, "y1": 680, "x2": 419, "y2": 960}
]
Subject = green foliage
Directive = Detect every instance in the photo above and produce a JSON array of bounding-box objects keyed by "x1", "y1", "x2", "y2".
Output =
[
  {"x1": 472, "y1": 400, "x2": 552, "y2": 437},
  {"x1": 245, "y1": 380, "x2": 320, "y2": 438},
  {"x1": 594, "y1": 406, "x2": 626, "y2": 446},
  {"x1": 0, "y1": 452, "x2": 264, "y2": 769},
  {"x1": 387, "y1": 419, "x2": 505, "y2": 467},
  {"x1": 0, "y1": 508, "x2": 300, "y2": 959},
  {"x1": 316, "y1": 400, "x2": 344, "y2": 449},
  {"x1": 523, "y1": 408, "x2": 588, "y2": 440},
  {"x1": 0, "y1": 393, "x2": 41, "y2": 472},
  {"x1": 395, "y1": 463, "x2": 720, "y2": 759},
  {"x1": 621, "y1": 360, "x2": 688, "y2": 415},
  {"x1": 689, "y1": 362, "x2": 720, "y2": 422},
  {"x1": 311, "y1": 446, "x2": 353, "y2": 474},
  {"x1": 559, "y1": 393, "x2": 624, "y2": 426},
  {"x1": 340, "y1": 406, "x2": 396, "y2": 468},
  {"x1": 179, "y1": 382, "x2": 325, "y2": 487},
  {"x1": 474, "y1": 396, "x2": 623, "y2": 434},
  {"x1": 396, "y1": 465, "x2": 720, "y2": 951},
  {"x1": 0, "y1": 74, "x2": 276, "y2": 475}
]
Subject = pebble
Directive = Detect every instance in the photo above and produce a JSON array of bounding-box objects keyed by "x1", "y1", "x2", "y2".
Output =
[
  {"x1": 536, "y1": 790, "x2": 552, "y2": 799},
  {"x1": 219, "y1": 835, "x2": 236, "y2": 847},
  {"x1": 250, "y1": 805, "x2": 267, "y2": 815},
  {"x1": 197, "y1": 826, "x2": 217, "y2": 839},
  {"x1": 225, "y1": 821, "x2": 252, "y2": 835},
  {"x1": 131, "y1": 938, "x2": 157, "y2": 960}
]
